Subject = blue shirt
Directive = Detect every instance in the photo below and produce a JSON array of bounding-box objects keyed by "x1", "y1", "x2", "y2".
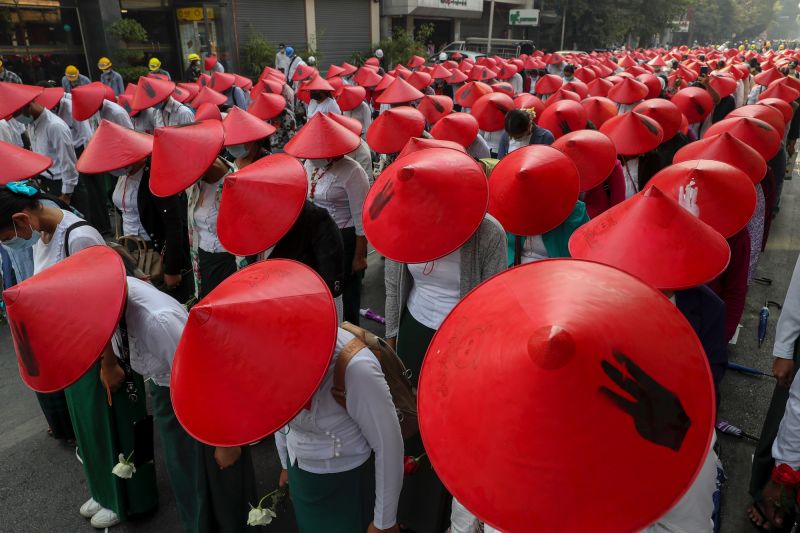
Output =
[
  {"x1": 100, "y1": 69, "x2": 125, "y2": 96},
  {"x1": 61, "y1": 74, "x2": 90, "y2": 93}
]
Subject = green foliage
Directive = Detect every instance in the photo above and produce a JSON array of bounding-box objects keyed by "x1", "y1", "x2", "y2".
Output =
[
  {"x1": 350, "y1": 50, "x2": 369, "y2": 67},
  {"x1": 108, "y1": 18, "x2": 148, "y2": 45},
  {"x1": 377, "y1": 24, "x2": 434, "y2": 69},
  {"x1": 688, "y1": 0, "x2": 781, "y2": 43},
  {"x1": 115, "y1": 65, "x2": 149, "y2": 84},
  {"x1": 298, "y1": 33, "x2": 322, "y2": 65},
  {"x1": 240, "y1": 34, "x2": 276, "y2": 77}
]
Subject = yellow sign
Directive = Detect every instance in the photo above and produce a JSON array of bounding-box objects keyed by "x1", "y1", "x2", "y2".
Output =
[{"x1": 176, "y1": 7, "x2": 215, "y2": 22}]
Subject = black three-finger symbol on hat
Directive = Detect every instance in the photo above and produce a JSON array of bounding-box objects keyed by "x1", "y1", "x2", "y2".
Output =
[
  {"x1": 599, "y1": 350, "x2": 691, "y2": 451},
  {"x1": 10, "y1": 318, "x2": 39, "y2": 376},
  {"x1": 368, "y1": 178, "x2": 395, "y2": 220},
  {"x1": 142, "y1": 80, "x2": 156, "y2": 98}
]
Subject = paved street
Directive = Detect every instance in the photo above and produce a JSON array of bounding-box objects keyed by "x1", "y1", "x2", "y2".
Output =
[{"x1": 0, "y1": 173, "x2": 798, "y2": 532}]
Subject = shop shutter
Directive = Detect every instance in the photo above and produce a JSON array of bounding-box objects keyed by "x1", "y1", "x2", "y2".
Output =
[
  {"x1": 314, "y1": 0, "x2": 371, "y2": 67},
  {"x1": 235, "y1": 0, "x2": 307, "y2": 51}
]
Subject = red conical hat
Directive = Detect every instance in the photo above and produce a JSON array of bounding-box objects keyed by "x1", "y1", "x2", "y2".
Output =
[
  {"x1": 581, "y1": 96, "x2": 618, "y2": 127},
  {"x1": 210, "y1": 72, "x2": 236, "y2": 93},
  {"x1": 489, "y1": 145, "x2": 580, "y2": 235},
  {"x1": 124, "y1": 83, "x2": 137, "y2": 96},
  {"x1": 754, "y1": 67, "x2": 784, "y2": 86},
  {"x1": 543, "y1": 88, "x2": 581, "y2": 108},
  {"x1": 633, "y1": 98, "x2": 682, "y2": 141},
  {"x1": 336, "y1": 85, "x2": 366, "y2": 112},
  {"x1": 618, "y1": 54, "x2": 636, "y2": 67},
  {"x1": 671, "y1": 87, "x2": 714, "y2": 124},
  {"x1": 131, "y1": 76, "x2": 176, "y2": 111},
  {"x1": 430, "y1": 64, "x2": 453, "y2": 80},
  {"x1": 292, "y1": 64, "x2": 317, "y2": 82},
  {"x1": 233, "y1": 74, "x2": 253, "y2": 91},
  {"x1": 704, "y1": 116, "x2": 781, "y2": 160},
  {"x1": 727, "y1": 105, "x2": 786, "y2": 138},
  {"x1": 71, "y1": 82, "x2": 107, "y2": 121},
  {"x1": 195, "y1": 102, "x2": 222, "y2": 122},
  {"x1": 758, "y1": 97, "x2": 793, "y2": 123},
  {"x1": 491, "y1": 82, "x2": 514, "y2": 98},
  {"x1": 607, "y1": 77, "x2": 649, "y2": 105},
  {"x1": 301, "y1": 75, "x2": 335, "y2": 92},
  {"x1": 34, "y1": 87, "x2": 64, "y2": 110},
  {"x1": 430, "y1": 112, "x2": 480, "y2": 148},
  {"x1": 673, "y1": 132, "x2": 767, "y2": 184},
  {"x1": 363, "y1": 148, "x2": 488, "y2": 263},
  {"x1": 454, "y1": 81, "x2": 493, "y2": 108},
  {"x1": 514, "y1": 93, "x2": 545, "y2": 118},
  {"x1": 222, "y1": 107, "x2": 276, "y2": 146},
  {"x1": 635, "y1": 73, "x2": 662, "y2": 99},
  {"x1": 0, "y1": 140, "x2": 52, "y2": 183},
  {"x1": 552, "y1": 130, "x2": 617, "y2": 191},
  {"x1": 375, "y1": 76, "x2": 424, "y2": 104},
  {"x1": 366, "y1": 106, "x2": 426, "y2": 154},
  {"x1": 354, "y1": 66, "x2": 383, "y2": 87},
  {"x1": 76, "y1": 120, "x2": 153, "y2": 174},
  {"x1": 599, "y1": 112, "x2": 663, "y2": 156},
  {"x1": 419, "y1": 258, "x2": 714, "y2": 532},
  {"x1": 192, "y1": 86, "x2": 228, "y2": 107},
  {"x1": 197, "y1": 73, "x2": 212, "y2": 87},
  {"x1": 649, "y1": 55, "x2": 667, "y2": 67},
  {"x1": 150, "y1": 120, "x2": 224, "y2": 197},
  {"x1": 326, "y1": 65, "x2": 346, "y2": 79},
  {"x1": 537, "y1": 100, "x2": 588, "y2": 139},
  {"x1": 535, "y1": 74, "x2": 563, "y2": 95},
  {"x1": 418, "y1": 94, "x2": 454, "y2": 124},
  {"x1": 470, "y1": 93, "x2": 514, "y2": 132},
  {"x1": 758, "y1": 82, "x2": 800, "y2": 104},
  {"x1": 708, "y1": 73, "x2": 737, "y2": 98},
  {"x1": 574, "y1": 66, "x2": 597, "y2": 83},
  {"x1": 248, "y1": 92, "x2": 286, "y2": 120},
  {"x1": 397, "y1": 137, "x2": 465, "y2": 159},
  {"x1": 408, "y1": 71, "x2": 433, "y2": 90},
  {"x1": 446, "y1": 68, "x2": 469, "y2": 84},
  {"x1": 340, "y1": 62, "x2": 358, "y2": 76},
  {"x1": 174, "y1": 82, "x2": 199, "y2": 103},
  {"x1": 284, "y1": 112, "x2": 361, "y2": 159},
  {"x1": 327, "y1": 112, "x2": 363, "y2": 137},
  {"x1": 0, "y1": 82, "x2": 43, "y2": 117},
  {"x1": 569, "y1": 186, "x2": 730, "y2": 290},
  {"x1": 468, "y1": 65, "x2": 497, "y2": 82},
  {"x1": 5, "y1": 246, "x2": 126, "y2": 393},
  {"x1": 259, "y1": 78, "x2": 285, "y2": 95},
  {"x1": 217, "y1": 155, "x2": 307, "y2": 256},
  {"x1": 171, "y1": 259, "x2": 337, "y2": 446},
  {"x1": 587, "y1": 78, "x2": 614, "y2": 97},
  {"x1": 407, "y1": 55, "x2": 426, "y2": 68},
  {"x1": 643, "y1": 160, "x2": 757, "y2": 238},
  {"x1": 204, "y1": 55, "x2": 218, "y2": 71},
  {"x1": 116, "y1": 95, "x2": 137, "y2": 117},
  {"x1": 563, "y1": 79, "x2": 589, "y2": 99},
  {"x1": 374, "y1": 73, "x2": 396, "y2": 92}
]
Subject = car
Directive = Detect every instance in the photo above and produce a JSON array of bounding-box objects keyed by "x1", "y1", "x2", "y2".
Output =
[{"x1": 428, "y1": 50, "x2": 486, "y2": 63}]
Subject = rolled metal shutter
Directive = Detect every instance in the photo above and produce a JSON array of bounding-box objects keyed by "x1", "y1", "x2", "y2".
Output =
[
  {"x1": 235, "y1": 0, "x2": 307, "y2": 51},
  {"x1": 314, "y1": 0, "x2": 371, "y2": 67}
]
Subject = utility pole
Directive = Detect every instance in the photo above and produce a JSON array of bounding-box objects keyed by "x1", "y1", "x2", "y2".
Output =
[
  {"x1": 560, "y1": 0, "x2": 567, "y2": 50},
  {"x1": 487, "y1": 0, "x2": 496, "y2": 53}
]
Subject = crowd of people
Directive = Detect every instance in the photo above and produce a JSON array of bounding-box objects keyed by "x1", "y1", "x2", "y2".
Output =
[{"x1": 1, "y1": 38, "x2": 800, "y2": 532}]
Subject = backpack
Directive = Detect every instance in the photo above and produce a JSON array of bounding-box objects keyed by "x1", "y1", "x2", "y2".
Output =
[{"x1": 332, "y1": 322, "x2": 418, "y2": 439}]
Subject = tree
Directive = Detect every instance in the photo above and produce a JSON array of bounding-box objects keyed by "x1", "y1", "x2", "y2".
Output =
[
  {"x1": 108, "y1": 18, "x2": 149, "y2": 83},
  {"x1": 376, "y1": 24, "x2": 434, "y2": 70},
  {"x1": 240, "y1": 34, "x2": 276, "y2": 78}
]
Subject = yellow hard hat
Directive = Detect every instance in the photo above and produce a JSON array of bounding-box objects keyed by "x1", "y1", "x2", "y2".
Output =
[
  {"x1": 97, "y1": 57, "x2": 112, "y2": 70},
  {"x1": 750, "y1": 44, "x2": 757, "y2": 50},
  {"x1": 148, "y1": 57, "x2": 161, "y2": 71},
  {"x1": 780, "y1": 44, "x2": 786, "y2": 50},
  {"x1": 188, "y1": 53, "x2": 201, "y2": 62},
  {"x1": 738, "y1": 45, "x2": 745, "y2": 51},
  {"x1": 65, "y1": 65, "x2": 79, "y2": 80}
]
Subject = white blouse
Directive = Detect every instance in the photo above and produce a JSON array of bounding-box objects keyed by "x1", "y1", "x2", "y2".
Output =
[
  {"x1": 304, "y1": 156, "x2": 370, "y2": 235},
  {"x1": 344, "y1": 101, "x2": 373, "y2": 137},
  {"x1": 622, "y1": 158, "x2": 640, "y2": 199},
  {"x1": 193, "y1": 179, "x2": 225, "y2": 253},
  {"x1": 307, "y1": 97, "x2": 342, "y2": 118},
  {"x1": 274, "y1": 327, "x2": 403, "y2": 529},
  {"x1": 407, "y1": 248, "x2": 461, "y2": 330},
  {"x1": 521, "y1": 235, "x2": 548, "y2": 263},
  {"x1": 112, "y1": 169, "x2": 149, "y2": 240},
  {"x1": 33, "y1": 210, "x2": 104, "y2": 274}
]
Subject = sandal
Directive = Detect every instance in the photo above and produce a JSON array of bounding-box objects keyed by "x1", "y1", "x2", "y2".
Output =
[{"x1": 747, "y1": 501, "x2": 772, "y2": 531}]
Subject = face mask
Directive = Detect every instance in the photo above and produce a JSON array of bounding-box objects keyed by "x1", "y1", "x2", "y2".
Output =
[
  {"x1": 3, "y1": 223, "x2": 40, "y2": 250},
  {"x1": 15, "y1": 114, "x2": 33, "y2": 125},
  {"x1": 109, "y1": 167, "x2": 129, "y2": 177},
  {"x1": 309, "y1": 158, "x2": 330, "y2": 168},
  {"x1": 227, "y1": 144, "x2": 249, "y2": 159}
]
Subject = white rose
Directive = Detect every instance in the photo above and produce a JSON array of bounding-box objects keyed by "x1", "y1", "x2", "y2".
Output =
[
  {"x1": 247, "y1": 507, "x2": 276, "y2": 526},
  {"x1": 112, "y1": 453, "x2": 136, "y2": 479}
]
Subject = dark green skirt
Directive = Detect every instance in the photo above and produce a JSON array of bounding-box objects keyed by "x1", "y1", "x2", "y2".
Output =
[
  {"x1": 287, "y1": 458, "x2": 374, "y2": 533},
  {"x1": 35, "y1": 390, "x2": 75, "y2": 441},
  {"x1": 64, "y1": 361, "x2": 158, "y2": 520},
  {"x1": 396, "y1": 308, "x2": 437, "y2": 388}
]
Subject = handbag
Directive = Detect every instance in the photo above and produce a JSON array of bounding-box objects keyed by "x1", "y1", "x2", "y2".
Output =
[{"x1": 118, "y1": 235, "x2": 164, "y2": 286}]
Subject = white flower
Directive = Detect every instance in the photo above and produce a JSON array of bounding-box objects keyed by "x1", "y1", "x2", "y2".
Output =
[
  {"x1": 112, "y1": 453, "x2": 136, "y2": 479},
  {"x1": 247, "y1": 506, "x2": 276, "y2": 526}
]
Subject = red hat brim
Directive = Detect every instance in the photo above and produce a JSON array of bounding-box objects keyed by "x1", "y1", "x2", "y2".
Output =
[
  {"x1": 633, "y1": 99, "x2": 682, "y2": 141},
  {"x1": 758, "y1": 97, "x2": 794, "y2": 123},
  {"x1": 430, "y1": 112, "x2": 479, "y2": 147},
  {"x1": 366, "y1": 106, "x2": 426, "y2": 154},
  {"x1": 150, "y1": 120, "x2": 224, "y2": 197},
  {"x1": 375, "y1": 77, "x2": 424, "y2": 105},
  {"x1": 727, "y1": 105, "x2": 786, "y2": 139},
  {"x1": 192, "y1": 86, "x2": 228, "y2": 107},
  {"x1": 581, "y1": 96, "x2": 618, "y2": 127},
  {"x1": 644, "y1": 159, "x2": 757, "y2": 238},
  {"x1": 336, "y1": 85, "x2": 367, "y2": 112},
  {"x1": 704, "y1": 116, "x2": 781, "y2": 161},
  {"x1": 587, "y1": 78, "x2": 614, "y2": 97},
  {"x1": 131, "y1": 76, "x2": 176, "y2": 111},
  {"x1": 470, "y1": 92, "x2": 514, "y2": 132},
  {"x1": 671, "y1": 87, "x2": 714, "y2": 124},
  {"x1": 354, "y1": 67, "x2": 383, "y2": 88},
  {"x1": 489, "y1": 145, "x2": 580, "y2": 235},
  {"x1": 71, "y1": 82, "x2": 109, "y2": 121},
  {"x1": 552, "y1": 130, "x2": 617, "y2": 191},
  {"x1": 204, "y1": 55, "x2": 218, "y2": 71},
  {"x1": 194, "y1": 102, "x2": 223, "y2": 122},
  {"x1": 0, "y1": 140, "x2": 52, "y2": 182},
  {"x1": 327, "y1": 112, "x2": 364, "y2": 137},
  {"x1": 218, "y1": 155, "x2": 307, "y2": 256},
  {"x1": 284, "y1": 112, "x2": 361, "y2": 159},
  {"x1": 363, "y1": 148, "x2": 489, "y2": 263},
  {"x1": 4, "y1": 246, "x2": 125, "y2": 393},
  {"x1": 535, "y1": 74, "x2": 563, "y2": 95},
  {"x1": 418, "y1": 258, "x2": 715, "y2": 532},
  {"x1": 171, "y1": 259, "x2": 338, "y2": 446},
  {"x1": 599, "y1": 112, "x2": 664, "y2": 156},
  {"x1": 607, "y1": 77, "x2": 649, "y2": 105},
  {"x1": 673, "y1": 132, "x2": 767, "y2": 184},
  {"x1": 454, "y1": 81, "x2": 493, "y2": 108},
  {"x1": 34, "y1": 87, "x2": 64, "y2": 110},
  {"x1": 248, "y1": 92, "x2": 286, "y2": 120},
  {"x1": 397, "y1": 137, "x2": 466, "y2": 159},
  {"x1": 537, "y1": 100, "x2": 588, "y2": 139},
  {"x1": 569, "y1": 186, "x2": 731, "y2": 289},
  {"x1": 76, "y1": 120, "x2": 153, "y2": 174},
  {"x1": 222, "y1": 107, "x2": 276, "y2": 146},
  {"x1": 0, "y1": 82, "x2": 43, "y2": 117},
  {"x1": 418, "y1": 95, "x2": 454, "y2": 125}
]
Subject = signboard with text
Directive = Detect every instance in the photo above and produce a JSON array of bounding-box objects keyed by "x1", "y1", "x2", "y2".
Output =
[
  {"x1": 510, "y1": 9, "x2": 540, "y2": 26},
  {"x1": 416, "y1": 0, "x2": 483, "y2": 12}
]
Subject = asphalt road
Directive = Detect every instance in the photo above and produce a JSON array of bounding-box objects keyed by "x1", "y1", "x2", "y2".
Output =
[{"x1": 0, "y1": 170, "x2": 798, "y2": 532}]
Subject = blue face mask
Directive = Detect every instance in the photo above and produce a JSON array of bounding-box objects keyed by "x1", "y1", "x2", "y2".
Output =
[
  {"x1": 3, "y1": 223, "x2": 40, "y2": 250},
  {"x1": 227, "y1": 144, "x2": 249, "y2": 159}
]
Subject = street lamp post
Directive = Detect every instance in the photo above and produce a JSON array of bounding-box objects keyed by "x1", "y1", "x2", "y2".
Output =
[
  {"x1": 487, "y1": 0, "x2": 496, "y2": 53},
  {"x1": 560, "y1": 0, "x2": 568, "y2": 50}
]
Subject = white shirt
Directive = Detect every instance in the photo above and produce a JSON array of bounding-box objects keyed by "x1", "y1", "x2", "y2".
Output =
[
  {"x1": 0, "y1": 119, "x2": 22, "y2": 146},
  {"x1": 286, "y1": 57, "x2": 307, "y2": 86},
  {"x1": 132, "y1": 107, "x2": 158, "y2": 134},
  {"x1": 347, "y1": 139, "x2": 373, "y2": 181},
  {"x1": 344, "y1": 101, "x2": 373, "y2": 137},
  {"x1": 481, "y1": 129, "x2": 504, "y2": 153},
  {"x1": 467, "y1": 135, "x2": 491, "y2": 159},
  {"x1": 30, "y1": 109, "x2": 79, "y2": 194},
  {"x1": 521, "y1": 235, "x2": 548, "y2": 263},
  {"x1": 275, "y1": 51, "x2": 289, "y2": 72},
  {"x1": 747, "y1": 85, "x2": 766, "y2": 105},
  {"x1": 305, "y1": 156, "x2": 370, "y2": 235},
  {"x1": 33, "y1": 210, "x2": 104, "y2": 273},
  {"x1": 112, "y1": 277, "x2": 188, "y2": 387},
  {"x1": 160, "y1": 96, "x2": 195, "y2": 127},
  {"x1": 510, "y1": 72, "x2": 524, "y2": 95},
  {"x1": 508, "y1": 134, "x2": 529, "y2": 154},
  {"x1": 55, "y1": 94, "x2": 94, "y2": 148},
  {"x1": 274, "y1": 327, "x2": 403, "y2": 530},
  {"x1": 407, "y1": 248, "x2": 461, "y2": 330},
  {"x1": 622, "y1": 158, "x2": 640, "y2": 199},
  {"x1": 734, "y1": 79, "x2": 745, "y2": 108},
  {"x1": 307, "y1": 97, "x2": 342, "y2": 118},
  {"x1": 112, "y1": 169, "x2": 149, "y2": 240},
  {"x1": 774, "y1": 253, "x2": 800, "y2": 359},
  {"x1": 98, "y1": 99, "x2": 134, "y2": 129},
  {"x1": 193, "y1": 179, "x2": 225, "y2": 253}
]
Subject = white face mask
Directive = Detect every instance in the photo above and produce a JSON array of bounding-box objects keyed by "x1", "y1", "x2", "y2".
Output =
[
  {"x1": 309, "y1": 158, "x2": 330, "y2": 169},
  {"x1": 227, "y1": 144, "x2": 249, "y2": 159}
]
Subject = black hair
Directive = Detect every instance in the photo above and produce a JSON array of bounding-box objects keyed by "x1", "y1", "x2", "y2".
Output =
[
  {"x1": 504, "y1": 109, "x2": 532, "y2": 137},
  {"x1": 0, "y1": 186, "x2": 44, "y2": 230},
  {"x1": 563, "y1": 64, "x2": 575, "y2": 74}
]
